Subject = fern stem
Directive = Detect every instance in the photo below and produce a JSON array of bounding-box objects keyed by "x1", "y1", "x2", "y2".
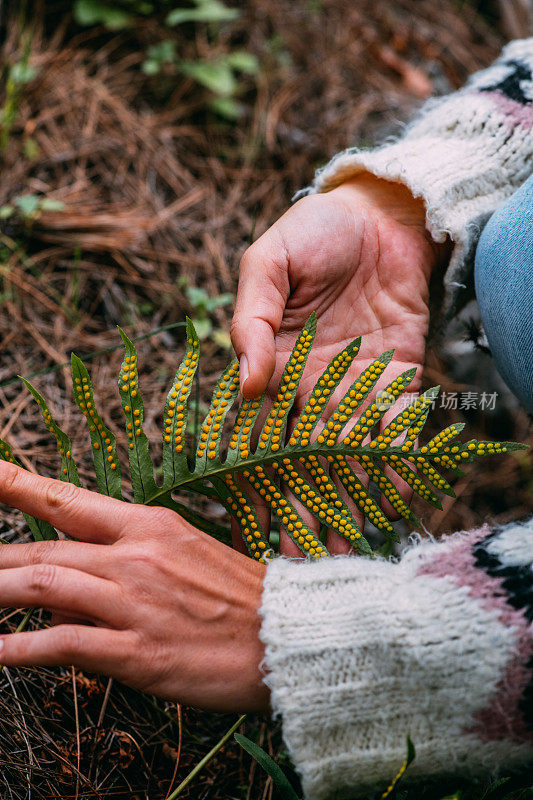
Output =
[
  {"x1": 166, "y1": 714, "x2": 247, "y2": 799},
  {"x1": 146, "y1": 443, "x2": 423, "y2": 505}
]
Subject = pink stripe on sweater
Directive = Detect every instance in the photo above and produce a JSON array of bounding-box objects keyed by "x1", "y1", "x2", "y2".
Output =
[
  {"x1": 417, "y1": 527, "x2": 533, "y2": 743},
  {"x1": 483, "y1": 91, "x2": 533, "y2": 129}
]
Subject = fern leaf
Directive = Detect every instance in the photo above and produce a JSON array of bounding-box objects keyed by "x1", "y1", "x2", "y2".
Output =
[
  {"x1": 380, "y1": 387, "x2": 439, "y2": 447},
  {"x1": 441, "y1": 439, "x2": 525, "y2": 463},
  {"x1": 289, "y1": 335, "x2": 361, "y2": 447},
  {"x1": 226, "y1": 395, "x2": 264, "y2": 466},
  {"x1": 258, "y1": 312, "x2": 316, "y2": 453},
  {"x1": 403, "y1": 453, "x2": 455, "y2": 496},
  {"x1": 117, "y1": 328, "x2": 158, "y2": 503},
  {"x1": 20, "y1": 377, "x2": 81, "y2": 486},
  {"x1": 162, "y1": 317, "x2": 200, "y2": 489},
  {"x1": 0, "y1": 439, "x2": 57, "y2": 541},
  {"x1": 10, "y1": 318, "x2": 526, "y2": 562},
  {"x1": 148, "y1": 321, "x2": 526, "y2": 558},
  {"x1": 325, "y1": 454, "x2": 398, "y2": 540},
  {"x1": 271, "y1": 456, "x2": 369, "y2": 552},
  {"x1": 316, "y1": 350, "x2": 394, "y2": 447},
  {"x1": 194, "y1": 358, "x2": 240, "y2": 474},
  {"x1": 212, "y1": 475, "x2": 272, "y2": 561},
  {"x1": 385, "y1": 454, "x2": 442, "y2": 508},
  {"x1": 353, "y1": 454, "x2": 419, "y2": 526},
  {"x1": 243, "y1": 464, "x2": 328, "y2": 558},
  {"x1": 71, "y1": 354, "x2": 122, "y2": 500},
  {"x1": 341, "y1": 367, "x2": 417, "y2": 449}
]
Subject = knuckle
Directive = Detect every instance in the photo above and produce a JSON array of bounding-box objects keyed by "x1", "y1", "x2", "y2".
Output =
[
  {"x1": 229, "y1": 313, "x2": 245, "y2": 342},
  {"x1": 26, "y1": 540, "x2": 58, "y2": 566},
  {"x1": 1, "y1": 461, "x2": 22, "y2": 494},
  {"x1": 44, "y1": 480, "x2": 79, "y2": 512},
  {"x1": 29, "y1": 563, "x2": 57, "y2": 594},
  {"x1": 125, "y1": 542, "x2": 163, "y2": 572},
  {"x1": 56, "y1": 626, "x2": 83, "y2": 659},
  {"x1": 144, "y1": 505, "x2": 176, "y2": 531}
]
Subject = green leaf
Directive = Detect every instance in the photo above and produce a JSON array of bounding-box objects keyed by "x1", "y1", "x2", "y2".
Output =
[
  {"x1": 10, "y1": 63, "x2": 38, "y2": 85},
  {"x1": 14, "y1": 194, "x2": 39, "y2": 217},
  {"x1": 73, "y1": 0, "x2": 133, "y2": 29},
  {"x1": 234, "y1": 734, "x2": 300, "y2": 800},
  {"x1": 39, "y1": 198, "x2": 65, "y2": 212},
  {"x1": 209, "y1": 96, "x2": 241, "y2": 120},
  {"x1": 211, "y1": 476, "x2": 272, "y2": 560},
  {"x1": 162, "y1": 318, "x2": 200, "y2": 489},
  {"x1": 146, "y1": 40, "x2": 177, "y2": 64},
  {"x1": 20, "y1": 377, "x2": 81, "y2": 486},
  {"x1": 194, "y1": 358, "x2": 240, "y2": 475},
  {"x1": 117, "y1": 328, "x2": 158, "y2": 503},
  {"x1": 225, "y1": 51, "x2": 259, "y2": 74},
  {"x1": 381, "y1": 735, "x2": 416, "y2": 798},
  {"x1": 142, "y1": 59, "x2": 161, "y2": 76},
  {"x1": 0, "y1": 205, "x2": 14, "y2": 219},
  {"x1": 71, "y1": 353, "x2": 123, "y2": 499},
  {"x1": 191, "y1": 317, "x2": 212, "y2": 340},
  {"x1": 180, "y1": 59, "x2": 237, "y2": 96},
  {"x1": 258, "y1": 312, "x2": 317, "y2": 455},
  {"x1": 9, "y1": 317, "x2": 527, "y2": 563},
  {"x1": 166, "y1": 1, "x2": 239, "y2": 26},
  {"x1": 0, "y1": 439, "x2": 57, "y2": 541}
]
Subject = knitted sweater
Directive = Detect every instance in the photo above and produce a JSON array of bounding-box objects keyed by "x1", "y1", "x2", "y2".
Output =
[
  {"x1": 260, "y1": 519, "x2": 533, "y2": 799},
  {"x1": 260, "y1": 41, "x2": 533, "y2": 799},
  {"x1": 303, "y1": 38, "x2": 533, "y2": 322}
]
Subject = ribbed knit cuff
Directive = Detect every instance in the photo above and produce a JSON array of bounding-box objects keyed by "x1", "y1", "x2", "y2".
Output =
[
  {"x1": 304, "y1": 39, "x2": 533, "y2": 322},
  {"x1": 260, "y1": 521, "x2": 533, "y2": 800}
]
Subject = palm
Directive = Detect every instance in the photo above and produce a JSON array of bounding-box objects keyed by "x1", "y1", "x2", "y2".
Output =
[{"x1": 263, "y1": 191, "x2": 434, "y2": 410}]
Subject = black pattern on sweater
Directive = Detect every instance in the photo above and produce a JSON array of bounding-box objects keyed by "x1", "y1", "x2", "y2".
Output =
[{"x1": 474, "y1": 528, "x2": 533, "y2": 730}]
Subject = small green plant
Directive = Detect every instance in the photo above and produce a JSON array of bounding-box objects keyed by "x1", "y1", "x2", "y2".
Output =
[
  {"x1": 73, "y1": 0, "x2": 239, "y2": 29},
  {"x1": 178, "y1": 279, "x2": 233, "y2": 341},
  {"x1": 0, "y1": 49, "x2": 39, "y2": 152},
  {"x1": 73, "y1": 0, "x2": 259, "y2": 119},
  {"x1": 0, "y1": 314, "x2": 526, "y2": 561},
  {"x1": 0, "y1": 194, "x2": 64, "y2": 222}
]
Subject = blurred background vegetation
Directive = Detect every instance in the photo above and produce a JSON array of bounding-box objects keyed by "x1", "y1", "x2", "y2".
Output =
[{"x1": 0, "y1": 0, "x2": 532, "y2": 798}]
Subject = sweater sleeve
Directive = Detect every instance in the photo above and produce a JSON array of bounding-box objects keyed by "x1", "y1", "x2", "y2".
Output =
[
  {"x1": 259, "y1": 518, "x2": 533, "y2": 800},
  {"x1": 303, "y1": 39, "x2": 533, "y2": 322}
]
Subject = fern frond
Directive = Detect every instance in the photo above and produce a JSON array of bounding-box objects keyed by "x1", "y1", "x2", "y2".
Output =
[
  {"x1": 162, "y1": 317, "x2": 200, "y2": 488},
  {"x1": 9, "y1": 317, "x2": 527, "y2": 562},
  {"x1": 20, "y1": 377, "x2": 81, "y2": 486},
  {"x1": 117, "y1": 328, "x2": 158, "y2": 503},
  {"x1": 195, "y1": 357, "x2": 240, "y2": 473},
  {"x1": 71, "y1": 354, "x2": 122, "y2": 499},
  {"x1": 0, "y1": 439, "x2": 57, "y2": 541}
]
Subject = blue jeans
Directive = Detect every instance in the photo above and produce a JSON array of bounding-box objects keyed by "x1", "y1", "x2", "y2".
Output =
[{"x1": 475, "y1": 174, "x2": 533, "y2": 414}]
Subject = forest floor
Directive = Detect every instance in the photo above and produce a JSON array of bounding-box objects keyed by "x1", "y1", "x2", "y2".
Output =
[{"x1": 0, "y1": 1, "x2": 531, "y2": 798}]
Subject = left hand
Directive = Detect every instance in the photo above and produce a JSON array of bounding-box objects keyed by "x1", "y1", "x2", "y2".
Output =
[{"x1": 0, "y1": 462, "x2": 269, "y2": 713}]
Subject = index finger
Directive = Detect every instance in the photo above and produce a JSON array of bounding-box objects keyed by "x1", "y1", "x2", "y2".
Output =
[{"x1": 0, "y1": 462, "x2": 130, "y2": 543}]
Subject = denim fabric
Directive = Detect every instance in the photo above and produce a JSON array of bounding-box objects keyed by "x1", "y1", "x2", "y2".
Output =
[{"x1": 475, "y1": 174, "x2": 533, "y2": 414}]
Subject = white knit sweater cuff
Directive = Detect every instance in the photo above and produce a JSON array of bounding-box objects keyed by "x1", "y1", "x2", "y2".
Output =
[
  {"x1": 260, "y1": 522, "x2": 533, "y2": 800},
  {"x1": 305, "y1": 39, "x2": 533, "y2": 320}
]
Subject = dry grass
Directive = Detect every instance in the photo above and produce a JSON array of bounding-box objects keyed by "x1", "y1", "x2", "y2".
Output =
[{"x1": 0, "y1": 0, "x2": 531, "y2": 797}]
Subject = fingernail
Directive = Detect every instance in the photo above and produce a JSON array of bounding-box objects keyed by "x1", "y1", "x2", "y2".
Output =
[
  {"x1": 239, "y1": 355, "x2": 249, "y2": 394},
  {"x1": 0, "y1": 638, "x2": 5, "y2": 655}
]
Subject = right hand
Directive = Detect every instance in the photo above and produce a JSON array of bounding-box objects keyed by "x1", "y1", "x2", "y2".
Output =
[{"x1": 231, "y1": 173, "x2": 450, "y2": 556}]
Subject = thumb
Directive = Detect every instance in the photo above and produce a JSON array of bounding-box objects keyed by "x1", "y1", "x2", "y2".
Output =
[{"x1": 231, "y1": 234, "x2": 290, "y2": 399}]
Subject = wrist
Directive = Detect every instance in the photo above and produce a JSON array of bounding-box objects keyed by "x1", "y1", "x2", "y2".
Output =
[
  {"x1": 330, "y1": 172, "x2": 452, "y2": 267},
  {"x1": 227, "y1": 559, "x2": 270, "y2": 713}
]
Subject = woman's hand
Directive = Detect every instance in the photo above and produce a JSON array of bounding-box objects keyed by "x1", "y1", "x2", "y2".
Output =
[
  {"x1": 0, "y1": 462, "x2": 269, "y2": 713},
  {"x1": 231, "y1": 174, "x2": 450, "y2": 556}
]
